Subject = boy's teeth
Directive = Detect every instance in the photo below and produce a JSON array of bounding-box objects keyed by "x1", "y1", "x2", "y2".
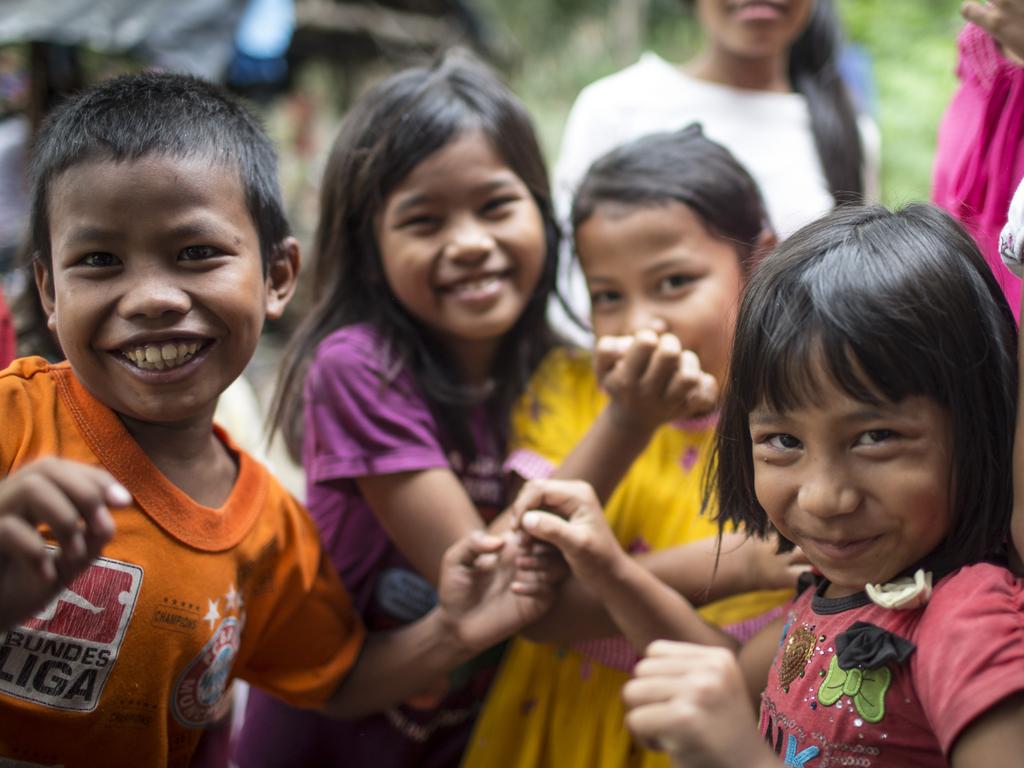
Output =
[{"x1": 123, "y1": 341, "x2": 201, "y2": 370}]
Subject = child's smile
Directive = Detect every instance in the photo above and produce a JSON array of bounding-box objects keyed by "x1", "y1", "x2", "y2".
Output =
[
  {"x1": 40, "y1": 154, "x2": 277, "y2": 431},
  {"x1": 748, "y1": 372, "x2": 954, "y2": 598},
  {"x1": 375, "y1": 129, "x2": 546, "y2": 381},
  {"x1": 120, "y1": 339, "x2": 205, "y2": 371}
]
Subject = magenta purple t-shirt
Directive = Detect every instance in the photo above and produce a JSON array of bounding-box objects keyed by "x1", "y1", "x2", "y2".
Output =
[{"x1": 234, "y1": 324, "x2": 506, "y2": 767}]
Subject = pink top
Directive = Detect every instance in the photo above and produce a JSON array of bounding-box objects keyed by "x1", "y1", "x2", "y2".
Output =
[{"x1": 933, "y1": 23, "x2": 1024, "y2": 322}]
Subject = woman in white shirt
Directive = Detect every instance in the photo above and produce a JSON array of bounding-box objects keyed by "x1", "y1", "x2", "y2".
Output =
[{"x1": 553, "y1": 0, "x2": 879, "y2": 340}]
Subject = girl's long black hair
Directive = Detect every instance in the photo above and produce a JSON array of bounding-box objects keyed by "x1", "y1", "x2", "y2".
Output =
[
  {"x1": 685, "y1": 0, "x2": 865, "y2": 204},
  {"x1": 790, "y1": 0, "x2": 864, "y2": 203},
  {"x1": 714, "y1": 204, "x2": 1017, "y2": 574},
  {"x1": 270, "y1": 50, "x2": 561, "y2": 462}
]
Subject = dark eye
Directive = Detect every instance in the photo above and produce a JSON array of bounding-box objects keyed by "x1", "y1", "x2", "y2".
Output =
[
  {"x1": 767, "y1": 433, "x2": 801, "y2": 450},
  {"x1": 180, "y1": 245, "x2": 220, "y2": 261},
  {"x1": 396, "y1": 214, "x2": 441, "y2": 232},
  {"x1": 79, "y1": 252, "x2": 120, "y2": 268},
  {"x1": 481, "y1": 196, "x2": 517, "y2": 216},
  {"x1": 590, "y1": 290, "x2": 622, "y2": 308},
  {"x1": 858, "y1": 429, "x2": 895, "y2": 446},
  {"x1": 658, "y1": 274, "x2": 694, "y2": 292}
]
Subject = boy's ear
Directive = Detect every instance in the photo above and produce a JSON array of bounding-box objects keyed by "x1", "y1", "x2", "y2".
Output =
[
  {"x1": 33, "y1": 259, "x2": 57, "y2": 332},
  {"x1": 265, "y1": 237, "x2": 301, "y2": 321}
]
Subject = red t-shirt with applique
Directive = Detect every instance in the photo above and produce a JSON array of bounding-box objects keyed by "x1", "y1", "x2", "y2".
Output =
[
  {"x1": 0, "y1": 357, "x2": 366, "y2": 768},
  {"x1": 761, "y1": 563, "x2": 1024, "y2": 766}
]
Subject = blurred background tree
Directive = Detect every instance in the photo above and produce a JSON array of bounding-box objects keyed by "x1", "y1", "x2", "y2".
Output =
[{"x1": 475, "y1": 0, "x2": 966, "y2": 206}]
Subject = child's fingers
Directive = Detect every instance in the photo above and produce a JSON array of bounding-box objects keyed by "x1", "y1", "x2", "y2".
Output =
[
  {"x1": 4, "y1": 460, "x2": 127, "y2": 545},
  {"x1": 515, "y1": 545, "x2": 563, "y2": 569},
  {"x1": 82, "y1": 514, "x2": 115, "y2": 561},
  {"x1": 516, "y1": 549, "x2": 569, "y2": 575},
  {"x1": 662, "y1": 351, "x2": 701, "y2": 397},
  {"x1": 509, "y1": 481, "x2": 548, "y2": 520},
  {"x1": 520, "y1": 510, "x2": 581, "y2": 552},
  {"x1": 623, "y1": 702, "x2": 680, "y2": 752},
  {"x1": 660, "y1": 352, "x2": 716, "y2": 415},
  {"x1": 594, "y1": 335, "x2": 633, "y2": 380},
  {"x1": 642, "y1": 639, "x2": 706, "y2": 662},
  {"x1": 5, "y1": 472, "x2": 91, "y2": 564},
  {"x1": 514, "y1": 553, "x2": 547, "y2": 570},
  {"x1": 633, "y1": 645, "x2": 736, "y2": 691},
  {"x1": 618, "y1": 679, "x2": 700, "y2": 708},
  {"x1": 639, "y1": 333, "x2": 684, "y2": 396},
  {"x1": 510, "y1": 578, "x2": 554, "y2": 596},
  {"x1": 474, "y1": 552, "x2": 499, "y2": 571},
  {"x1": 0, "y1": 516, "x2": 58, "y2": 583},
  {"x1": 509, "y1": 562, "x2": 554, "y2": 591},
  {"x1": 529, "y1": 538, "x2": 559, "y2": 556},
  {"x1": 679, "y1": 349, "x2": 701, "y2": 379},
  {"x1": 961, "y1": 1, "x2": 999, "y2": 33},
  {"x1": 622, "y1": 675, "x2": 689, "y2": 708},
  {"x1": 666, "y1": 367, "x2": 717, "y2": 418},
  {"x1": 39, "y1": 461, "x2": 130, "y2": 523},
  {"x1": 963, "y1": 0, "x2": 1024, "y2": 63},
  {"x1": 511, "y1": 479, "x2": 599, "y2": 521},
  {"x1": 445, "y1": 530, "x2": 505, "y2": 571},
  {"x1": 683, "y1": 372, "x2": 718, "y2": 415},
  {"x1": 612, "y1": 329, "x2": 659, "y2": 385}
]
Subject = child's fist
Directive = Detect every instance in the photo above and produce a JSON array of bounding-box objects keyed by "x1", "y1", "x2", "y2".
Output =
[
  {"x1": 595, "y1": 330, "x2": 717, "y2": 433},
  {"x1": 623, "y1": 641, "x2": 774, "y2": 767},
  {"x1": 0, "y1": 458, "x2": 129, "y2": 630}
]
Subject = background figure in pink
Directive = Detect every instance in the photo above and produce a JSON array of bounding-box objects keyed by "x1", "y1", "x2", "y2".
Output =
[
  {"x1": 933, "y1": 2, "x2": 1024, "y2": 321},
  {"x1": 0, "y1": 288, "x2": 14, "y2": 368}
]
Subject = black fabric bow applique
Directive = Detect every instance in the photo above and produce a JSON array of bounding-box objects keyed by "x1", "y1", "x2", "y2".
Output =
[{"x1": 835, "y1": 621, "x2": 915, "y2": 671}]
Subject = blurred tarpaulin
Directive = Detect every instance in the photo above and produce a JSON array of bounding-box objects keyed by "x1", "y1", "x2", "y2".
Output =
[{"x1": 0, "y1": 0, "x2": 252, "y2": 80}]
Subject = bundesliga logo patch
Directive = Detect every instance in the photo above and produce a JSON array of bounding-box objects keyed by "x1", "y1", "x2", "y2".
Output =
[{"x1": 0, "y1": 553, "x2": 143, "y2": 712}]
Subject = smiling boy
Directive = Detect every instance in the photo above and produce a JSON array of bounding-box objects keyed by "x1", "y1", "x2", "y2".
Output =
[{"x1": 0, "y1": 72, "x2": 547, "y2": 768}]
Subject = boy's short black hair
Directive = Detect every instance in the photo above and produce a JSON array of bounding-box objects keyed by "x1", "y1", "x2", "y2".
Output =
[
  {"x1": 28, "y1": 71, "x2": 289, "y2": 272},
  {"x1": 714, "y1": 204, "x2": 1017, "y2": 574}
]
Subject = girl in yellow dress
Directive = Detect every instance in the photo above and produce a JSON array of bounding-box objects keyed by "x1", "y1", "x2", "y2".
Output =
[{"x1": 463, "y1": 126, "x2": 800, "y2": 768}]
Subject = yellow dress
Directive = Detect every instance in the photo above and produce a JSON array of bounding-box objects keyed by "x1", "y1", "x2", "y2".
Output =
[{"x1": 463, "y1": 348, "x2": 790, "y2": 768}]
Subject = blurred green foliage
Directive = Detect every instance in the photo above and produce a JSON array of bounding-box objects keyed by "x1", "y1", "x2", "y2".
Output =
[{"x1": 477, "y1": 0, "x2": 968, "y2": 205}]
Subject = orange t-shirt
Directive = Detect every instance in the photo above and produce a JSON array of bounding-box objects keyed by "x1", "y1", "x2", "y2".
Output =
[{"x1": 0, "y1": 357, "x2": 366, "y2": 768}]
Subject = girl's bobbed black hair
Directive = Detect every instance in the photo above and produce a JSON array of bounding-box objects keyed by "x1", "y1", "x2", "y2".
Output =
[{"x1": 714, "y1": 204, "x2": 1017, "y2": 575}]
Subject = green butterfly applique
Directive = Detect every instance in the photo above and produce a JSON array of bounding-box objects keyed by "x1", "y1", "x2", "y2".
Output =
[{"x1": 816, "y1": 655, "x2": 891, "y2": 723}]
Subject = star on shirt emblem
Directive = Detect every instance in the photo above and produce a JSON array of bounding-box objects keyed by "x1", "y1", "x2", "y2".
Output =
[
  {"x1": 225, "y1": 584, "x2": 242, "y2": 612},
  {"x1": 203, "y1": 598, "x2": 222, "y2": 630}
]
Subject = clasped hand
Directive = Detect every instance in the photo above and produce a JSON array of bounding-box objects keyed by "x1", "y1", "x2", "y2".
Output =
[{"x1": 595, "y1": 330, "x2": 718, "y2": 434}]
